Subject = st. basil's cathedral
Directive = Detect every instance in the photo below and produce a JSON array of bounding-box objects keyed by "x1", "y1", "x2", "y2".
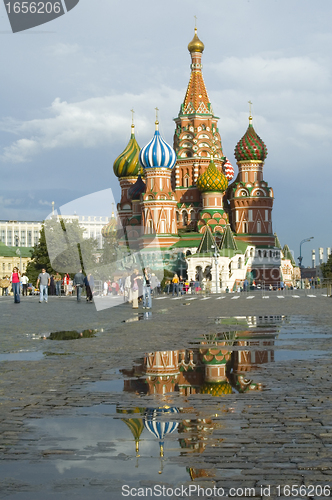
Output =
[{"x1": 104, "y1": 28, "x2": 298, "y2": 290}]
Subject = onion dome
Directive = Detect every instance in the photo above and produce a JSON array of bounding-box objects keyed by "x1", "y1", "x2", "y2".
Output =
[
  {"x1": 196, "y1": 159, "x2": 228, "y2": 192},
  {"x1": 222, "y1": 157, "x2": 234, "y2": 181},
  {"x1": 128, "y1": 174, "x2": 146, "y2": 200},
  {"x1": 139, "y1": 121, "x2": 176, "y2": 170},
  {"x1": 199, "y1": 381, "x2": 232, "y2": 396},
  {"x1": 101, "y1": 212, "x2": 117, "y2": 238},
  {"x1": 188, "y1": 27, "x2": 204, "y2": 53},
  {"x1": 144, "y1": 406, "x2": 179, "y2": 457},
  {"x1": 113, "y1": 124, "x2": 141, "y2": 178},
  {"x1": 234, "y1": 116, "x2": 267, "y2": 162}
]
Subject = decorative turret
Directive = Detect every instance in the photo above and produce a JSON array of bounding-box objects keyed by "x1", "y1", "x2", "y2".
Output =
[
  {"x1": 140, "y1": 115, "x2": 178, "y2": 242},
  {"x1": 197, "y1": 159, "x2": 228, "y2": 192},
  {"x1": 113, "y1": 123, "x2": 141, "y2": 178},
  {"x1": 114, "y1": 119, "x2": 142, "y2": 227},
  {"x1": 234, "y1": 116, "x2": 267, "y2": 162},
  {"x1": 139, "y1": 120, "x2": 176, "y2": 170},
  {"x1": 229, "y1": 105, "x2": 275, "y2": 272}
]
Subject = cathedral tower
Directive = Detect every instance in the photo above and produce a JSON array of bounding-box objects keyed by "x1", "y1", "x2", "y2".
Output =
[
  {"x1": 228, "y1": 114, "x2": 274, "y2": 246},
  {"x1": 172, "y1": 28, "x2": 233, "y2": 230},
  {"x1": 139, "y1": 119, "x2": 178, "y2": 248},
  {"x1": 113, "y1": 122, "x2": 141, "y2": 227}
]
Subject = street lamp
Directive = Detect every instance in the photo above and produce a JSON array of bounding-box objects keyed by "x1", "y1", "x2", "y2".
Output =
[
  {"x1": 298, "y1": 236, "x2": 314, "y2": 289},
  {"x1": 211, "y1": 244, "x2": 219, "y2": 294},
  {"x1": 14, "y1": 236, "x2": 22, "y2": 274}
]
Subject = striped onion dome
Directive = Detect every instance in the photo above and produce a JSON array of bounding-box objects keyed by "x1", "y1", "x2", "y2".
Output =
[
  {"x1": 200, "y1": 381, "x2": 233, "y2": 396},
  {"x1": 139, "y1": 121, "x2": 176, "y2": 170},
  {"x1": 234, "y1": 116, "x2": 267, "y2": 162},
  {"x1": 101, "y1": 212, "x2": 117, "y2": 238},
  {"x1": 117, "y1": 407, "x2": 145, "y2": 454},
  {"x1": 196, "y1": 159, "x2": 228, "y2": 192},
  {"x1": 128, "y1": 174, "x2": 146, "y2": 201},
  {"x1": 222, "y1": 157, "x2": 234, "y2": 181},
  {"x1": 144, "y1": 407, "x2": 179, "y2": 441},
  {"x1": 113, "y1": 124, "x2": 141, "y2": 178}
]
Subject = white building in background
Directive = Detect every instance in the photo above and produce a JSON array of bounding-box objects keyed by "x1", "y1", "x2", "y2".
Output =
[{"x1": 0, "y1": 216, "x2": 110, "y2": 249}]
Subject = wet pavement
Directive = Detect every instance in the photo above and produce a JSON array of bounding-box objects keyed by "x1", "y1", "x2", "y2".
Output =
[{"x1": 0, "y1": 292, "x2": 332, "y2": 499}]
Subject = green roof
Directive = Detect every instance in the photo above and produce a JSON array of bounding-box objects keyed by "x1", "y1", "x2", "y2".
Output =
[
  {"x1": 274, "y1": 232, "x2": 282, "y2": 250},
  {"x1": 196, "y1": 226, "x2": 217, "y2": 254},
  {"x1": 219, "y1": 224, "x2": 238, "y2": 251},
  {"x1": 282, "y1": 244, "x2": 296, "y2": 266},
  {"x1": 0, "y1": 243, "x2": 33, "y2": 258}
]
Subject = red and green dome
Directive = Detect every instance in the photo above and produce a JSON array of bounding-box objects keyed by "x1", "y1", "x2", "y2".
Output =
[
  {"x1": 113, "y1": 124, "x2": 141, "y2": 178},
  {"x1": 196, "y1": 159, "x2": 228, "y2": 192},
  {"x1": 234, "y1": 117, "x2": 267, "y2": 162}
]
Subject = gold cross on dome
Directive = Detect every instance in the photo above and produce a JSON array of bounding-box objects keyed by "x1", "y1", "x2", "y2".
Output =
[
  {"x1": 130, "y1": 108, "x2": 135, "y2": 125},
  {"x1": 248, "y1": 100, "x2": 253, "y2": 117},
  {"x1": 194, "y1": 15, "x2": 197, "y2": 29},
  {"x1": 155, "y1": 107, "x2": 159, "y2": 122}
]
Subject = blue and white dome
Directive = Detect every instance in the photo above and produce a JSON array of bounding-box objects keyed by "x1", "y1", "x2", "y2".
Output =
[
  {"x1": 144, "y1": 407, "x2": 179, "y2": 440},
  {"x1": 139, "y1": 122, "x2": 176, "y2": 170}
]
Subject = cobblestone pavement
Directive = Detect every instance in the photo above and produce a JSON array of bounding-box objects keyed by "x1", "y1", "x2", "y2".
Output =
[{"x1": 0, "y1": 292, "x2": 332, "y2": 499}]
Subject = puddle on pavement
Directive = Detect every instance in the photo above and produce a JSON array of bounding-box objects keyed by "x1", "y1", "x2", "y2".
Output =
[
  {"x1": 123, "y1": 312, "x2": 152, "y2": 322},
  {"x1": 9, "y1": 315, "x2": 332, "y2": 497},
  {"x1": 0, "y1": 351, "x2": 44, "y2": 362}
]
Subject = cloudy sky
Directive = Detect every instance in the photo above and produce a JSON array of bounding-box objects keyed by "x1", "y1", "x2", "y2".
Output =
[{"x1": 1, "y1": 0, "x2": 331, "y2": 266}]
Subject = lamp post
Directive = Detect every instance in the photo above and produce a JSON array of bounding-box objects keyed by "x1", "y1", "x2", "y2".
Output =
[
  {"x1": 14, "y1": 236, "x2": 22, "y2": 274},
  {"x1": 298, "y1": 236, "x2": 314, "y2": 288},
  {"x1": 211, "y1": 244, "x2": 219, "y2": 294}
]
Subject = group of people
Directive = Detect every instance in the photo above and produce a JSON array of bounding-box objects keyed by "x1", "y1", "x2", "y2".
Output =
[
  {"x1": 165, "y1": 275, "x2": 203, "y2": 296},
  {"x1": 1, "y1": 267, "x2": 95, "y2": 304}
]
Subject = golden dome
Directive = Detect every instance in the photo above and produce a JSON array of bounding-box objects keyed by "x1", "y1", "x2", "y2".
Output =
[
  {"x1": 196, "y1": 159, "x2": 228, "y2": 192},
  {"x1": 188, "y1": 28, "x2": 204, "y2": 53}
]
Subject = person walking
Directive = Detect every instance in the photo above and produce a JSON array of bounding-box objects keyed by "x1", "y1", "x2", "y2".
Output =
[
  {"x1": 142, "y1": 268, "x2": 152, "y2": 309},
  {"x1": 10, "y1": 267, "x2": 21, "y2": 303},
  {"x1": 50, "y1": 275, "x2": 56, "y2": 295},
  {"x1": 21, "y1": 273, "x2": 29, "y2": 296},
  {"x1": 84, "y1": 274, "x2": 93, "y2": 302},
  {"x1": 63, "y1": 273, "x2": 70, "y2": 295},
  {"x1": 87, "y1": 274, "x2": 94, "y2": 296},
  {"x1": 73, "y1": 269, "x2": 85, "y2": 302},
  {"x1": 124, "y1": 273, "x2": 131, "y2": 303},
  {"x1": 131, "y1": 269, "x2": 141, "y2": 309},
  {"x1": 36, "y1": 269, "x2": 50, "y2": 303},
  {"x1": 1, "y1": 276, "x2": 10, "y2": 296},
  {"x1": 172, "y1": 274, "x2": 179, "y2": 297},
  {"x1": 54, "y1": 272, "x2": 62, "y2": 296}
]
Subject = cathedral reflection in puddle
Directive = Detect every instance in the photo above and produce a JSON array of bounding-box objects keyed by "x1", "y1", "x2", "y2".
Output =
[
  {"x1": 112, "y1": 315, "x2": 285, "y2": 480},
  {"x1": 23, "y1": 314, "x2": 323, "y2": 487}
]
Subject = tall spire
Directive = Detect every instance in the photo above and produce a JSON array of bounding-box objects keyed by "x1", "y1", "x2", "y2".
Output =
[{"x1": 181, "y1": 28, "x2": 212, "y2": 116}]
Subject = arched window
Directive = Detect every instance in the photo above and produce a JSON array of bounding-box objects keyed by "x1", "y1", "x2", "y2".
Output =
[
  {"x1": 257, "y1": 220, "x2": 261, "y2": 233},
  {"x1": 183, "y1": 176, "x2": 189, "y2": 188},
  {"x1": 176, "y1": 211, "x2": 180, "y2": 223},
  {"x1": 238, "y1": 258, "x2": 242, "y2": 269},
  {"x1": 182, "y1": 211, "x2": 188, "y2": 226}
]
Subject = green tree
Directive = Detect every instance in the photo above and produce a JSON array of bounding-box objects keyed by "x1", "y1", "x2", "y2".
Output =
[
  {"x1": 27, "y1": 219, "x2": 99, "y2": 284},
  {"x1": 321, "y1": 254, "x2": 332, "y2": 279},
  {"x1": 26, "y1": 225, "x2": 56, "y2": 284}
]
